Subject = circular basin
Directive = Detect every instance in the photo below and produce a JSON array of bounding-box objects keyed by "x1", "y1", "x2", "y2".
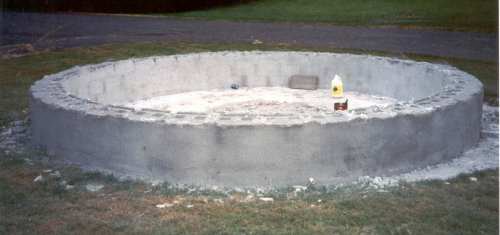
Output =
[{"x1": 30, "y1": 51, "x2": 483, "y2": 187}]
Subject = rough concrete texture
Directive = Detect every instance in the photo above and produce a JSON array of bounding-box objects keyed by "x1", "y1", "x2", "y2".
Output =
[
  {"x1": 29, "y1": 51, "x2": 483, "y2": 187},
  {"x1": 288, "y1": 75, "x2": 319, "y2": 90},
  {"x1": 124, "y1": 89, "x2": 396, "y2": 118}
]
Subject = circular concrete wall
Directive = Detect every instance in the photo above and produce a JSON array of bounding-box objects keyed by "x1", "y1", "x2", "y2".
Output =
[{"x1": 29, "y1": 51, "x2": 483, "y2": 187}]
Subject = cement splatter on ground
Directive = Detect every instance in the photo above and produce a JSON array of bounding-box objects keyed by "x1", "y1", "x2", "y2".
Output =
[{"x1": 0, "y1": 118, "x2": 29, "y2": 155}]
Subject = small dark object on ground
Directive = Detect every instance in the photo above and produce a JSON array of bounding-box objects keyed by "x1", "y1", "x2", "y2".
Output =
[
  {"x1": 230, "y1": 83, "x2": 240, "y2": 89},
  {"x1": 334, "y1": 98, "x2": 348, "y2": 111}
]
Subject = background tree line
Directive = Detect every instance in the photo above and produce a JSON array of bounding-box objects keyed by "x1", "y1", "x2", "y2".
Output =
[{"x1": 3, "y1": 0, "x2": 255, "y2": 13}]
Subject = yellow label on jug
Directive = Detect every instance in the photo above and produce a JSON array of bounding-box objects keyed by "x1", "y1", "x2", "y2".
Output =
[{"x1": 331, "y1": 75, "x2": 344, "y2": 98}]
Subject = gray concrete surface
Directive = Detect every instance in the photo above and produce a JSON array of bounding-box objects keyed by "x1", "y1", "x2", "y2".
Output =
[
  {"x1": 288, "y1": 75, "x2": 319, "y2": 90},
  {"x1": 30, "y1": 51, "x2": 483, "y2": 187},
  {"x1": 2, "y1": 11, "x2": 497, "y2": 61}
]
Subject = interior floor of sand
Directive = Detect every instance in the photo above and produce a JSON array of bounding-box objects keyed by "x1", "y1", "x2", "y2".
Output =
[{"x1": 124, "y1": 87, "x2": 397, "y2": 115}]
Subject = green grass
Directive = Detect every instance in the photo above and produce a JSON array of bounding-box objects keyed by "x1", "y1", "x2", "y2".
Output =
[
  {"x1": 0, "y1": 42, "x2": 497, "y2": 127},
  {"x1": 0, "y1": 153, "x2": 497, "y2": 234},
  {"x1": 168, "y1": 0, "x2": 498, "y2": 32}
]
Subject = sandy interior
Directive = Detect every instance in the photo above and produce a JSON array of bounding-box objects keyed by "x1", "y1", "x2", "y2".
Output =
[{"x1": 124, "y1": 87, "x2": 397, "y2": 115}]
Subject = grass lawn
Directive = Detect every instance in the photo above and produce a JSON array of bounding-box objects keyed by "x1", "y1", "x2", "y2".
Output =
[
  {"x1": 0, "y1": 153, "x2": 497, "y2": 234},
  {"x1": 168, "y1": 0, "x2": 498, "y2": 32},
  {"x1": 0, "y1": 42, "x2": 498, "y2": 234}
]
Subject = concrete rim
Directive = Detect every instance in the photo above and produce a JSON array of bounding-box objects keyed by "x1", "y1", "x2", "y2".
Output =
[{"x1": 31, "y1": 51, "x2": 482, "y2": 126}]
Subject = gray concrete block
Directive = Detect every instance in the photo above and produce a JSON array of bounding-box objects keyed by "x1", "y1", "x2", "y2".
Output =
[{"x1": 288, "y1": 75, "x2": 319, "y2": 90}]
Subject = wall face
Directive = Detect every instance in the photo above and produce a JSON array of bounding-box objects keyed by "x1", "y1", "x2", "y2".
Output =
[
  {"x1": 61, "y1": 52, "x2": 451, "y2": 105},
  {"x1": 30, "y1": 51, "x2": 484, "y2": 187}
]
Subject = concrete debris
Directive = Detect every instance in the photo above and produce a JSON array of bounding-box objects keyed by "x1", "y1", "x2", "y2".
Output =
[
  {"x1": 33, "y1": 175, "x2": 43, "y2": 182},
  {"x1": 213, "y1": 198, "x2": 224, "y2": 204},
  {"x1": 186, "y1": 204, "x2": 194, "y2": 208},
  {"x1": 252, "y1": 39, "x2": 263, "y2": 45},
  {"x1": 199, "y1": 197, "x2": 209, "y2": 204},
  {"x1": 86, "y1": 183, "x2": 104, "y2": 192},
  {"x1": 49, "y1": 171, "x2": 61, "y2": 178},
  {"x1": 292, "y1": 185, "x2": 307, "y2": 192},
  {"x1": 242, "y1": 194, "x2": 255, "y2": 202},
  {"x1": 258, "y1": 197, "x2": 274, "y2": 202},
  {"x1": 23, "y1": 158, "x2": 34, "y2": 165},
  {"x1": 2, "y1": 128, "x2": 12, "y2": 136},
  {"x1": 308, "y1": 177, "x2": 315, "y2": 184},
  {"x1": 233, "y1": 187, "x2": 244, "y2": 193},
  {"x1": 356, "y1": 176, "x2": 399, "y2": 189},
  {"x1": 469, "y1": 177, "x2": 478, "y2": 182},
  {"x1": 58, "y1": 180, "x2": 74, "y2": 190},
  {"x1": 0, "y1": 119, "x2": 30, "y2": 154},
  {"x1": 42, "y1": 169, "x2": 53, "y2": 173},
  {"x1": 156, "y1": 203, "x2": 174, "y2": 208}
]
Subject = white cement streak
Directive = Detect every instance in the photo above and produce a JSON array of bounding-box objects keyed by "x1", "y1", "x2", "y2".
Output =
[{"x1": 124, "y1": 87, "x2": 396, "y2": 115}]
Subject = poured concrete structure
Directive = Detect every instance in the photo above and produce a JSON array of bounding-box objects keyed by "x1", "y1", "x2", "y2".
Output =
[{"x1": 30, "y1": 51, "x2": 483, "y2": 187}]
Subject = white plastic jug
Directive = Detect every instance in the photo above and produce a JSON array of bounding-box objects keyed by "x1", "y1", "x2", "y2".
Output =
[{"x1": 331, "y1": 74, "x2": 343, "y2": 98}]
